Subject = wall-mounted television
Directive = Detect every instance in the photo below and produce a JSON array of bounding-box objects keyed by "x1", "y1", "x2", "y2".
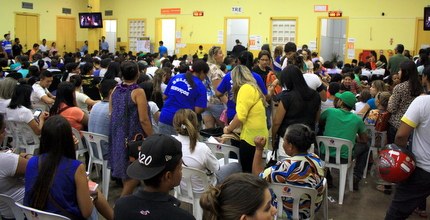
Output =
[
  {"x1": 424, "y1": 7, "x2": 430, "y2": 31},
  {"x1": 79, "y1": 12, "x2": 103, "y2": 28}
]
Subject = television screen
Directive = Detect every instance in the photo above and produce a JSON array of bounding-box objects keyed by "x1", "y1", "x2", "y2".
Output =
[
  {"x1": 79, "y1": 12, "x2": 103, "y2": 28},
  {"x1": 424, "y1": 7, "x2": 430, "y2": 31}
]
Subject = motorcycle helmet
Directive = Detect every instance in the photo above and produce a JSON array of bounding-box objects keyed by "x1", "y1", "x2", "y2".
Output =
[{"x1": 377, "y1": 144, "x2": 416, "y2": 183}]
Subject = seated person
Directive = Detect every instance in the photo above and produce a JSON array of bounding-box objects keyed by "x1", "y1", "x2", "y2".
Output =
[
  {"x1": 319, "y1": 91, "x2": 368, "y2": 189},
  {"x1": 200, "y1": 173, "x2": 277, "y2": 220},
  {"x1": 6, "y1": 83, "x2": 49, "y2": 136},
  {"x1": 24, "y1": 115, "x2": 113, "y2": 220},
  {"x1": 30, "y1": 70, "x2": 55, "y2": 111},
  {"x1": 49, "y1": 82, "x2": 88, "y2": 132},
  {"x1": 114, "y1": 134, "x2": 195, "y2": 220},
  {"x1": 0, "y1": 114, "x2": 31, "y2": 220},
  {"x1": 70, "y1": 75, "x2": 99, "y2": 113},
  {"x1": 172, "y1": 109, "x2": 241, "y2": 193},
  {"x1": 88, "y1": 79, "x2": 117, "y2": 159},
  {"x1": 253, "y1": 124, "x2": 325, "y2": 219}
]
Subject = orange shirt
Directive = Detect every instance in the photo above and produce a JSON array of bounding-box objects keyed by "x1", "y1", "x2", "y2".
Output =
[{"x1": 59, "y1": 103, "x2": 85, "y2": 132}]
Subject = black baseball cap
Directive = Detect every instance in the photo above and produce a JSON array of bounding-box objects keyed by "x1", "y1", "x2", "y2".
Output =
[{"x1": 127, "y1": 134, "x2": 182, "y2": 180}]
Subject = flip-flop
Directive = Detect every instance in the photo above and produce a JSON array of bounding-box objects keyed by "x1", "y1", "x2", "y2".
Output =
[
  {"x1": 376, "y1": 185, "x2": 392, "y2": 195},
  {"x1": 414, "y1": 208, "x2": 428, "y2": 218}
]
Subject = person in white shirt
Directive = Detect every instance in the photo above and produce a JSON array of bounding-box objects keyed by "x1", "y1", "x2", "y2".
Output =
[
  {"x1": 6, "y1": 84, "x2": 49, "y2": 136},
  {"x1": 39, "y1": 39, "x2": 48, "y2": 52},
  {"x1": 30, "y1": 71, "x2": 55, "y2": 111},
  {"x1": 0, "y1": 77, "x2": 17, "y2": 114},
  {"x1": 0, "y1": 114, "x2": 32, "y2": 220},
  {"x1": 70, "y1": 75, "x2": 98, "y2": 113},
  {"x1": 172, "y1": 109, "x2": 241, "y2": 193}
]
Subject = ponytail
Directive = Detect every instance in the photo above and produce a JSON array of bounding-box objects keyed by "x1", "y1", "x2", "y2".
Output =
[{"x1": 173, "y1": 109, "x2": 199, "y2": 153}]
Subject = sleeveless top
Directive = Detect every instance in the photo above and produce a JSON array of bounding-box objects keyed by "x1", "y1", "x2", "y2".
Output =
[
  {"x1": 24, "y1": 155, "x2": 84, "y2": 220},
  {"x1": 109, "y1": 83, "x2": 145, "y2": 178}
]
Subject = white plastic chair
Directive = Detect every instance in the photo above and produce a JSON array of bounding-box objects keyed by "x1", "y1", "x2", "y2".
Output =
[
  {"x1": 81, "y1": 131, "x2": 111, "y2": 199},
  {"x1": 316, "y1": 136, "x2": 354, "y2": 205},
  {"x1": 5, "y1": 121, "x2": 40, "y2": 154},
  {"x1": 174, "y1": 166, "x2": 210, "y2": 220},
  {"x1": 270, "y1": 182, "x2": 318, "y2": 220},
  {"x1": 363, "y1": 125, "x2": 387, "y2": 179},
  {"x1": 204, "y1": 141, "x2": 239, "y2": 165},
  {"x1": 0, "y1": 194, "x2": 25, "y2": 220},
  {"x1": 72, "y1": 128, "x2": 87, "y2": 160},
  {"x1": 14, "y1": 202, "x2": 70, "y2": 220}
]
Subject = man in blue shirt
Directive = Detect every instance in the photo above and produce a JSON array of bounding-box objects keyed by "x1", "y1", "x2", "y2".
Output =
[
  {"x1": 88, "y1": 79, "x2": 117, "y2": 159},
  {"x1": 100, "y1": 36, "x2": 109, "y2": 52},
  {"x1": 81, "y1": 40, "x2": 88, "y2": 54},
  {"x1": 2, "y1": 33, "x2": 12, "y2": 58},
  {"x1": 158, "y1": 41, "x2": 168, "y2": 58}
]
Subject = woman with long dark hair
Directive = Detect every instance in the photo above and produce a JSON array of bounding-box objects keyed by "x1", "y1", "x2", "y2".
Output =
[
  {"x1": 271, "y1": 65, "x2": 321, "y2": 158},
  {"x1": 6, "y1": 83, "x2": 48, "y2": 135},
  {"x1": 387, "y1": 60, "x2": 423, "y2": 144},
  {"x1": 50, "y1": 81, "x2": 88, "y2": 132},
  {"x1": 24, "y1": 115, "x2": 113, "y2": 220}
]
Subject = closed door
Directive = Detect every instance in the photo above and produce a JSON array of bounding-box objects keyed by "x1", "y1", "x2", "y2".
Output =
[
  {"x1": 15, "y1": 13, "x2": 39, "y2": 52},
  {"x1": 415, "y1": 19, "x2": 430, "y2": 52},
  {"x1": 318, "y1": 18, "x2": 348, "y2": 62},
  {"x1": 57, "y1": 17, "x2": 76, "y2": 54}
]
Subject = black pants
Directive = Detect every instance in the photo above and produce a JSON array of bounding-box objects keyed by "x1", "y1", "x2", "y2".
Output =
[
  {"x1": 239, "y1": 140, "x2": 256, "y2": 173},
  {"x1": 387, "y1": 123, "x2": 397, "y2": 145},
  {"x1": 385, "y1": 167, "x2": 430, "y2": 220}
]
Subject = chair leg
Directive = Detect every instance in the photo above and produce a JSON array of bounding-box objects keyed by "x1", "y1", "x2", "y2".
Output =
[
  {"x1": 193, "y1": 198, "x2": 203, "y2": 220},
  {"x1": 363, "y1": 148, "x2": 372, "y2": 179},
  {"x1": 338, "y1": 166, "x2": 347, "y2": 205},
  {"x1": 102, "y1": 161, "x2": 111, "y2": 199},
  {"x1": 348, "y1": 166, "x2": 354, "y2": 192},
  {"x1": 323, "y1": 189, "x2": 329, "y2": 220},
  {"x1": 87, "y1": 158, "x2": 93, "y2": 174}
]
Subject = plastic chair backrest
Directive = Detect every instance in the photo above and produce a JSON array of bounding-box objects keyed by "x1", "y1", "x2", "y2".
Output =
[
  {"x1": 175, "y1": 166, "x2": 210, "y2": 203},
  {"x1": 316, "y1": 136, "x2": 353, "y2": 165},
  {"x1": 270, "y1": 182, "x2": 318, "y2": 220},
  {"x1": 0, "y1": 194, "x2": 25, "y2": 220},
  {"x1": 204, "y1": 142, "x2": 240, "y2": 165},
  {"x1": 5, "y1": 121, "x2": 40, "y2": 153},
  {"x1": 72, "y1": 128, "x2": 87, "y2": 158},
  {"x1": 81, "y1": 131, "x2": 107, "y2": 163},
  {"x1": 366, "y1": 125, "x2": 387, "y2": 148},
  {"x1": 14, "y1": 202, "x2": 70, "y2": 220}
]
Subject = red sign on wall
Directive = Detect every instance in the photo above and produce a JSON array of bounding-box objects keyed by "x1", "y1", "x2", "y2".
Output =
[{"x1": 161, "y1": 8, "x2": 181, "y2": 15}]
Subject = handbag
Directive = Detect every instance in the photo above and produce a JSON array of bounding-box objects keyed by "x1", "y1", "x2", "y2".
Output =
[
  {"x1": 124, "y1": 90, "x2": 145, "y2": 162},
  {"x1": 126, "y1": 134, "x2": 145, "y2": 162},
  {"x1": 375, "y1": 111, "x2": 391, "y2": 132}
]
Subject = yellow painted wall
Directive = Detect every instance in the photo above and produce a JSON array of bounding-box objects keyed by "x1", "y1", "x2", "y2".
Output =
[
  {"x1": 1, "y1": 0, "x2": 428, "y2": 59},
  {"x1": 0, "y1": 0, "x2": 88, "y2": 43},
  {"x1": 100, "y1": 0, "x2": 428, "y2": 57}
]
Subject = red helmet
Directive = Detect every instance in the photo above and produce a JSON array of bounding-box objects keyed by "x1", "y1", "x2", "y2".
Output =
[{"x1": 377, "y1": 144, "x2": 416, "y2": 183}]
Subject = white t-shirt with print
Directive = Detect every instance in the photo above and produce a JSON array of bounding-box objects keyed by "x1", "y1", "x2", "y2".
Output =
[{"x1": 401, "y1": 95, "x2": 430, "y2": 173}]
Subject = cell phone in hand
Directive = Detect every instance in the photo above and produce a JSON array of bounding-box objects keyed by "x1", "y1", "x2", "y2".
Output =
[
  {"x1": 88, "y1": 180, "x2": 98, "y2": 193},
  {"x1": 33, "y1": 110, "x2": 42, "y2": 119}
]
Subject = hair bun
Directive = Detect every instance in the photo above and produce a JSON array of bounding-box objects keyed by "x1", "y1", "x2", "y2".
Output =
[{"x1": 200, "y1": 186, "x2": 221, "y2": 217}]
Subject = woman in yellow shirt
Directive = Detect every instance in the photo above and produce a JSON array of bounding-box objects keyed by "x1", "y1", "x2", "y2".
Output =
[{"x1": 223, "y1": 65, "x2": 268, "y2": 172}]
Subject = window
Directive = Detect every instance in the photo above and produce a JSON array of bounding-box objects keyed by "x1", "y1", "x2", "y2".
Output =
[{"x1": 271, "y1": 19, "x2": 297, "y2": 50}]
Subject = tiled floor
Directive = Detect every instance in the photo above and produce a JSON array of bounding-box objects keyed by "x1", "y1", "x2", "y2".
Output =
[{"x1": 99, "y1": 167, "x2": 428, "y2": 220}]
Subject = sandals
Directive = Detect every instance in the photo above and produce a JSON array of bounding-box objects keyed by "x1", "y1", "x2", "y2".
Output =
[
  {"x1": 376, "y1": 185, "x2": 392, "y2": 195},
  {"x1": 414, "y1": 208, "x2": 428, "y2": 218}
]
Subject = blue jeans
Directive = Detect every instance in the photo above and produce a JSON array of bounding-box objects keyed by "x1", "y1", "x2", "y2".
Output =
[{"x1": 158, "y1": 122, "x2": 177, "y2": 136}]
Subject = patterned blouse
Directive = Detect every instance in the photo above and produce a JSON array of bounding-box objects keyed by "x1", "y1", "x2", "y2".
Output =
[
  {"x1": 387, "y1": 82, "x2": 417, "y2": 128},
  {"x1": 260, "y1": 153, "x2": 325, "y2": 219},
  {"x1": 205, "y1": 62, "x2": 224, "y2": 105}
]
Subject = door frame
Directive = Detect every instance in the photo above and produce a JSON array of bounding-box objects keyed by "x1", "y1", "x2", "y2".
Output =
[
  {"x1": 316, "y1": 16, "x2": 349, "y2": 62},
  {"x1": 224, "y1": 17, "x2": 250, "y2": 53},
  {"x1": 155, "y1": 17, "x2": 176, "y2": 54}
]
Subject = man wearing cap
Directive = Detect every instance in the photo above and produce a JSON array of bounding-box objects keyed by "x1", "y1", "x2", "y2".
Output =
[
  {"x1": 114, "y1": 134, "x2": 195, "y2": 220},
  {"x1": 231, "y1": 39, "x2": 246, "y2": 58},
  {"x1": 319, "y1": 91, "x2": 368, "y2": 189}
]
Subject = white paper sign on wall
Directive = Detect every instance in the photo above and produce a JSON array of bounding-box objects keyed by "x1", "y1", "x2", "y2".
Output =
[{"x1": 232, "y1": 6, "x2": 243, "y2": 14}]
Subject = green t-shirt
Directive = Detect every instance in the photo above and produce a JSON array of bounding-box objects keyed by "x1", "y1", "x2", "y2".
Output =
[
  {"x1": 354, "y1": 74, "x2": 362, "y2": 86},
  {"x1": 320, "y1": 108, "x2": 366, "y2": 159}
]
